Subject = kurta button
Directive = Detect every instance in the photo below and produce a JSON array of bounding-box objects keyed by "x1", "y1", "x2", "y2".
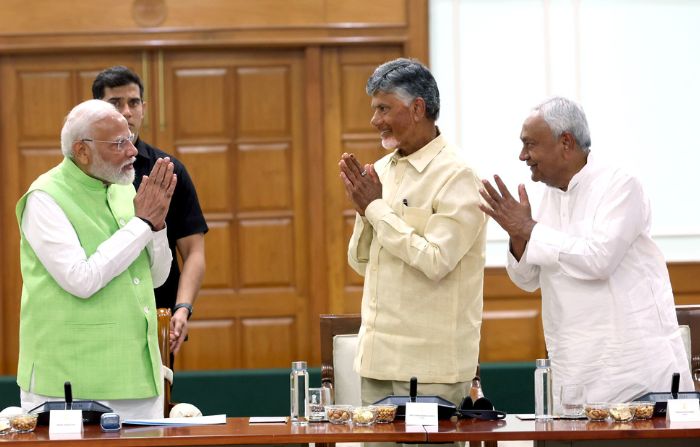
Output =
[
  {"x1": 119, "y1": 218, "x2": 126, "y2": 226},
  {"x1": 133, "y1": 277, "x2": 140, "y2": 285},
  {"x1": 144, "y1": 306, "x2": 149, "y2": 314}
]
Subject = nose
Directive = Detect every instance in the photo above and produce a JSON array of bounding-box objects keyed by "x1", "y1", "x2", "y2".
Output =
[
  {"x1": 519, "y1": 146, "x2": 529, "y2": 161},
  {"x1": 124, "y1": 139, "x2": 138, "y2": 157},
  {"x1": 118, "y1": 102, "x2": 132, "y2": 118},
  {"x1": 370, "y1": 110, "x2": 381, "y2": 128}
]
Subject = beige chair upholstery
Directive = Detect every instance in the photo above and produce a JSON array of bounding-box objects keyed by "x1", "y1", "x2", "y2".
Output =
[
  {"x1": 332, "y1": 334, "x2": 362, "y2": 406},
  {"x1": 676, "y1": 305, "x2": 700, "y2": 391}
]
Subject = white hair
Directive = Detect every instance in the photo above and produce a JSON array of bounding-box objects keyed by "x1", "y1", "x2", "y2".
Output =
[{"x1": 60, "y1": 99, "x2": 122, "y2": 158}]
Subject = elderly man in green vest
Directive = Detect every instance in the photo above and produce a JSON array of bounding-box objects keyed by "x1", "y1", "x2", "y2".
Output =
[{"x1": 16, "y1": 99, "x2": 177, "y2": 420}]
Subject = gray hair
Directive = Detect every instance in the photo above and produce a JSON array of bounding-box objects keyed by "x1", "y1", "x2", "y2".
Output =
[
  {"x1": 366, "y1": 58, "x2": 440, "y2": 120},
  {"x1": 60, "y1": 99, "x2": 121, "y2": 158},
  {"x1": 533, "y1": 96, "x2": 591, "y2": 153}
]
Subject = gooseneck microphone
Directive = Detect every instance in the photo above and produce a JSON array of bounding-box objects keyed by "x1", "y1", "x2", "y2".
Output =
[{"x1": 64, "y1": 381, "x2": 73, "y2": 410}]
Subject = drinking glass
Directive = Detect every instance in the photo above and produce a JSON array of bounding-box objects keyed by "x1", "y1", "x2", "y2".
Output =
[
  {"x1": 560, "y1": 384, "x2": 585, "y2": 418},
  {"x1": 308, "y1": 387, "x2": 331, "y2": 421}
]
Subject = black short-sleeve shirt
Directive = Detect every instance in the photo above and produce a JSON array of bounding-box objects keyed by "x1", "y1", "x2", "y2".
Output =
[{"x1": 133, "y1": 139, "x2": 209, "y2": 310}]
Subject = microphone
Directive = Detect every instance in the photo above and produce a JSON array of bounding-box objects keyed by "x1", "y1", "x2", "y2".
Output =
[
  {"x1": 64, "y1": 381, "x2": 73, "y2": 410},
  {"x1": 409, "y1": 377, "x2": 417, "y2": 402}
]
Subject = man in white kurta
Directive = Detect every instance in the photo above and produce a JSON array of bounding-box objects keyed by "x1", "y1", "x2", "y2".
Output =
[{"x1": 479, "y1": 96, "x2": 692, "y2": 408}]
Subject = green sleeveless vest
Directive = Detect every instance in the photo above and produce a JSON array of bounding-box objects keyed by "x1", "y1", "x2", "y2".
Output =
[{"x1": 15, "y1": 158, "x2": 162, "y2": 400}]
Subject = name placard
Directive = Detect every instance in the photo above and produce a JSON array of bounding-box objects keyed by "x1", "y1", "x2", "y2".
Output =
[
  {"x1": 666, "y1": 399, "x2": 700, "y2": 422},
  {"x1": 405, "y1": 402, "x2": 438, "y2": 426},
  {"x1": 49, "y1": 409, "x2": 83, "y2": 434}
]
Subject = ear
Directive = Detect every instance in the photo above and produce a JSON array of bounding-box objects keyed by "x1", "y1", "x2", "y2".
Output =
[
  {"x1": 72, "y1": 141, "x2": 91, "y2": 166},
  {"x1": 411, "y1": 97, "x2": 426, "y2": 122},
  {"x1": 560, "y1": 132, "x2": 575, "y2": 153}
]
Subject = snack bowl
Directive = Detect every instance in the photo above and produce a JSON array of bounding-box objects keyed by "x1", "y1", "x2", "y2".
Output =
[
  {"x1": 351, "y1": 406, "x2": 377, "y2": 426},
  {"x1": 371, "y1": 404, "x2": 398, "y2": 423},
  {"x1": 608, "y1": 403, "x2": 635, "y2": 422},
  {"x1": 584, "y1": 403, "x2": 610, "y2": 421},
  {"x1": 325, "y1": 405, "x2": 353, "y2": 425},
  {"x1": 9, "y1": 413, "x2": 38, "y2": 433},
  {"x1": 0, "y1": 417, "x2": 11, "y2": 435},
  {"x1": 632, "y1": 401, "x2": 654, "y2": 420}
]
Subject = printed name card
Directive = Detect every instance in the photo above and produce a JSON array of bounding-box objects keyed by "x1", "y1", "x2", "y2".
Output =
[
  {"x1": 667, "y1": 398, "x2": 700, "y2": 422},
  {"x1": 405, "y1": 402, "x2": 438, "y2": 426},
  {"x1": 49, "y1": 409, "x2": 83, "y2": 434}
]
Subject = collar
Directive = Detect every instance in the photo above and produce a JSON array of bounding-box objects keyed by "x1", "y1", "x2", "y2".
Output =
[
  {"x1": 60, "y1": 157, "x2": 109, "y2": 192},
  {"x1": 389, "y1": 131, "x2": 446, "y2": 173},
  {"x1": 565, "y1": 151, "x2": 595, "y2": 192}
]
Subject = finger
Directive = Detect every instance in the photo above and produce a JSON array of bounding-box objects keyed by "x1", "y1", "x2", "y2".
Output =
[
  {"x1": 166, "y1": 174, "x2": 177, "y2": 198},
  {"x1": 493, "y1": 175, "x2": 515, "y2": 201},
  {"x1": 348, "y1": 154, "x2": 364, "y2": 175},
  {"x1": 479, "y1": 187, "x2": 499, "y2": 209},
  {"x1": 136, "y1": 175, "x2": 149, "y2": 194},
  {"x1": 163, "y1": 162, "x2": 175, "y2": 187},
  {"x1": 481, "y1": 179, "x2": 502, "y2": 202},
  {"x1": 518, "y1": 184, "x2": 530, "y2": 206},
  {"x1": 478, "y1": 202, "x2": 496, "y2": 218}
]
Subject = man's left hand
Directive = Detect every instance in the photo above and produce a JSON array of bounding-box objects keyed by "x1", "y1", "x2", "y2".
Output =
[
  {"x1": 479, "y1": 175, "x2": 537, "y2": 242},
  {"x1": 169, "y1": 310, "x2": 189, "y2": 354},
  {"x1": 339, "y1": 153, "x2": 382, "y2": 214}
]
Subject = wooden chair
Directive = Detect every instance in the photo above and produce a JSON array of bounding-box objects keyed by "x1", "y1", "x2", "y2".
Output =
[
  {"x1": 319, "y1": 313, "x2": 495, "y2": 447},
  {"x1": 675, "y1": 305, "x2": 700, "y2": 391},
  {"x1": 157, "y1": 308, "x2": 174, "y2": 417}
]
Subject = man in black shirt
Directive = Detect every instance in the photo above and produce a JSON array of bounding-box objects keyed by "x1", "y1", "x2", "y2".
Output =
[{"x1": 92, "y1": 66, "x2": 208, "y2": 358}]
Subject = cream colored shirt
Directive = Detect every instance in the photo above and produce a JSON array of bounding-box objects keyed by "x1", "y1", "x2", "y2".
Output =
[{"x1": 349, "y1": 133, "x2": 487, "y2": 383}]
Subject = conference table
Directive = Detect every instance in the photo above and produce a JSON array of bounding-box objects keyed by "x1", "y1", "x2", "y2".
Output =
[{"x1": 2, "y1": 415, "x2": 700, "y2": 446}]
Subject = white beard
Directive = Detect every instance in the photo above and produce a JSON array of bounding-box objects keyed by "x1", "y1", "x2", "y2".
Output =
[{"x1": 90, "y1": 151, "x2": 135, "y2": 185}]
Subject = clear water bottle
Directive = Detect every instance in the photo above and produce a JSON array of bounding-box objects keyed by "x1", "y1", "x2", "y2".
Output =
[
  {"x1": 534, "y1": 358, "x2": 553, "y2": 419},
  {"x1": 290, "y1": 361, "x2": 309, "y2": 425}
]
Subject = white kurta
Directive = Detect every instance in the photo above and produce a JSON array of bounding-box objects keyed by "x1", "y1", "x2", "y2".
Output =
[{"x1": 507, "y1": 154, "x2": 692, "y2": 407}]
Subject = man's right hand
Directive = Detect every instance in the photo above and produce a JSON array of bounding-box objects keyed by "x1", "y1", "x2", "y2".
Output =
[{"x1": 134, "y1": 157, "x2": 177, "y2": 230}]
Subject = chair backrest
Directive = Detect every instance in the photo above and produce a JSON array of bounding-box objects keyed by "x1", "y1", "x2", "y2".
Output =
[
  {"x1": 157, "y1": 307, "x2": 173, "y2": 416},
  {"x1": 320, "y1": 314, "x2": 362, "y2": 405},
  {"x1": 676, "y1": 305, "x2": 700, "y2": 392}
]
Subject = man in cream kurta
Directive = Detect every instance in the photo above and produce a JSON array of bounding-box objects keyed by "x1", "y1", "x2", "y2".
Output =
[
  {"x1": 339, "y1": 58, "x2": 488, "y2": 407},
  {"x1": 479, "y1": 96, "x2": 692, "y2": 408}
]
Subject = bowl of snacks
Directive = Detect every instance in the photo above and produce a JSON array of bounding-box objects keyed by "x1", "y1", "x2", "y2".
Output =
[
  {"x1": 371, "y1": 404, "x2": 398, "y2": 423},
  {"x1": 351, "y1": 406, "x2": 377, "y2": 426},
  {"x1": 584, "y1": 403, "x2": 610, "y2": 421},
  {"x1": 632, "y1": 401, "x2": 654, "y2": 420},
  {"x1": 608, "y1": 403, "x2": 635, "y2": 422},
  {"x1": 325, "y1": 405, "x2": 353, "y2": 425},
  {"x1": 0, "y1": 417, "x2": 11, "y2": 435},
  {"x1": 9, "y1": 413, "x2": 38, "y2": 433}
]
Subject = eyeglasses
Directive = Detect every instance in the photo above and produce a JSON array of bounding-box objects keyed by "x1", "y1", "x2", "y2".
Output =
[{"x1": 80, "y1": 133, "x2": 136, "y2": 152}]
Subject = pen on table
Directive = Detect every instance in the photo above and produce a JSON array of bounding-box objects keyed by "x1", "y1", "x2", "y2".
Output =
[{"x1": 402, "y1": 198, "x2": 408, "y2": 206}]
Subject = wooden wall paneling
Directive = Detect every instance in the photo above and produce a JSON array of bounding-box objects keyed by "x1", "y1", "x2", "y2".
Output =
[
  {"x1": 406, "y1": 0, "x2": 430, "y2": 63},
  {"x1": 0, "y1": 52, "x2": 144, "y2": 375},
  {"x1": 304, "y1": 46, "x2": 327, "y2": 365},
  {"x1": 322, "y1": 46, "x2": 403, "y2": 315},
  {"x1": 160, "y1": 50, "x2": 309, "y2": 370},
  {"x1": 0, "y1": 0, "x2": 413, "y2": 51}
]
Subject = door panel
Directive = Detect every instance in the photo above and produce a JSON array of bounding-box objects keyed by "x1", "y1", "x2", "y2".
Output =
[{"x1": 161, "y1": 50, "x2": 309, "y2": 370}]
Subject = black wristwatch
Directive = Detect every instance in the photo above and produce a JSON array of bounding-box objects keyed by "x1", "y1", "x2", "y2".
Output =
[
  {"x1": 137, "y1": 216, "x2": 156, "y2": 231},
  {"x1": 173, "y1": 303, "x2": 193, "y2": 320}
]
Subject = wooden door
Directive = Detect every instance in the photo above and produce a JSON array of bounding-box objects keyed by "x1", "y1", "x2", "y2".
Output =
[
  {"x1": 321, "y1": 46, "x2": 403, "y2": 315},
  {"x1": 155, "y1": 49, "x2": 309, "y2": 370}
]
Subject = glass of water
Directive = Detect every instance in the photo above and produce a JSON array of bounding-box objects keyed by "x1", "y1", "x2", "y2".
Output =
[{"x1": 560, "y1": 384, "x2": 585, "y2": 418}]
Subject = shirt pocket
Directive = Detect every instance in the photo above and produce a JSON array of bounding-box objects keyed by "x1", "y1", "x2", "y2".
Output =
[{"x1": 402, "y1": 206, "x2": 431, "y2": 236}]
